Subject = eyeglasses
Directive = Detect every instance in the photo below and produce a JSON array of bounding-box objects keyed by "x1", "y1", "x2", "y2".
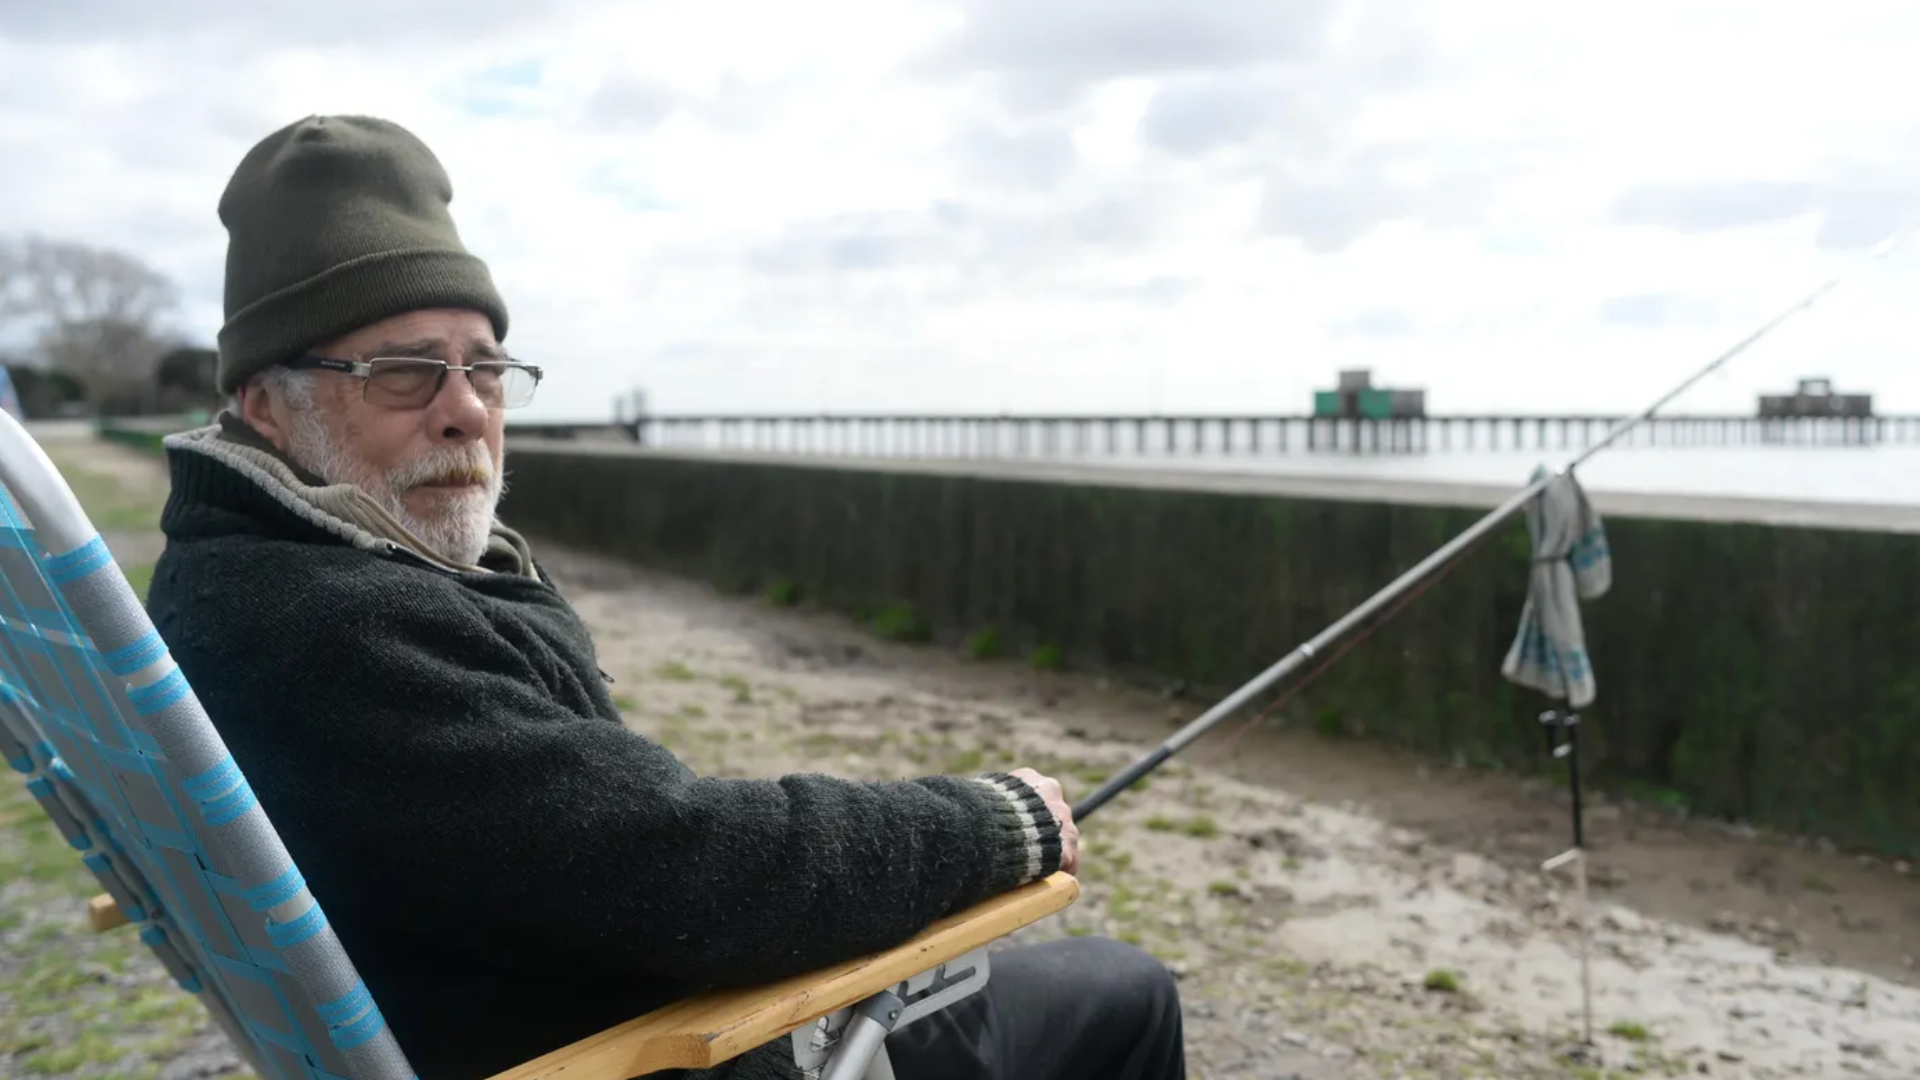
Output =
[{"x1": 283, "y1": 355, "x2": 544, "y2": 410}]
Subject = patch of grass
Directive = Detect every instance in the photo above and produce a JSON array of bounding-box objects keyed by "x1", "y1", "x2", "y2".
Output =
[
  {"x1": 1027, "y1": 643, "x2": 1063, "y2": 671},
  {"x1": 964, "y1": 626, "x2": 1003, "y2": 660},
  {"x1": 944, "y1": 748, "x2": 986, "y2": 774},
  {"x1": 612, "y1": 693, "x2": 640, "y2": 712},
  {"x1": 0, "y1": 785, "x2": 91, "y2": 894},
  {"x1": 651, "y1": 660, "x2": 696, "y2": 681},
  {"x1": 1422, "y1": 968, "x2": 1462, "y2": 993},
  {"x1": 1181, "y1": 816, "x2": 1220, "y2": 839},
  {"x1": 764, "y1": 578, "x2": 801, "y2": 607},
  {"x1": 679, "y1": 704, "x2": 707, "y2": 718},
  {"x1": 1618, "y1": 778, "x2": 1689, "y2": 813},
  {"x1": 870, "y1": 602, "x2": 931, "y2": 643},
  {"x1": 92, "y1": 943, "x2": 134, "y2": 973},
  {"x1": 49, "y1": 464, "x2": 165, "y2": 532},
  {"x1": 1069, "y1": 765, "x2": 1145, "y2": 793},
  {"x1": 1207, "y1": 880, "x2": 1240, "y2": 897},
  {"x1": 1264, "y1": 956, "x2": 1311, "y2": 978},
  {"x1": 1143, "y1": 814, "x2": 1219, "y2": 839},
  {"x1": 19, "y1": 1042, "x2": 93, "y2": 1074},
  {"x1": 124, "y1": 987, "x2": 200, "y2": 1026},
  {"x1": 1607, "y1": 1020, "x2": 1651, "y2": 1042},
  {"x1": 719, "y1": 674, "x2": 752, "y2": 704},
  {"x1": 1312, "y1": 706, "x2": 1345, "y2": 738}
]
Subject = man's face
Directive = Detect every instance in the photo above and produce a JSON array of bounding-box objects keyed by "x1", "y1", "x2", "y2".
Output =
[{"x1": 242, "y1": 308, "x2": 508, "y2": 566}]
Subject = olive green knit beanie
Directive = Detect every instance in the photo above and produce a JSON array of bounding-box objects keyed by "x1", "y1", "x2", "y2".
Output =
[{"x1": 214, "y1": 114, "x2": 509, "y2": 393}]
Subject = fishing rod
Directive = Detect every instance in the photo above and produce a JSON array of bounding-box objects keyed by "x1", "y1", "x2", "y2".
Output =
[{"x1": 1074, "y1": 222, "x2": 1918, "y2": 821}]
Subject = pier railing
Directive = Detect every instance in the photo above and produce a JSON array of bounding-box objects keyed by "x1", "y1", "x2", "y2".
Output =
[{"x1": 508, "y1": 413, "x2": 1917, "y2": 458}]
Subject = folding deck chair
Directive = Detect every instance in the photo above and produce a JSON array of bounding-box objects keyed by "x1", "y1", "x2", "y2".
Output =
[{"x1": 0, "y1": 409, "x2": 1078, "y2": 1080}]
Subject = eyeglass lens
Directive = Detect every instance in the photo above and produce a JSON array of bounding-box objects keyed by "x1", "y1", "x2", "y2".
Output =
[{"x1": 364, "y1": 359, "x2": 538, "y2": 408}]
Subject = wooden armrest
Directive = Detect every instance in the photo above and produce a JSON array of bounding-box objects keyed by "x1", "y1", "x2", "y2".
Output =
[
  {"x1": 487, "y1": 871, "x2": 1079, "y2": 1080},
  {"x1": 88, "y1": 893, "x2": 129, "y2": 932}
]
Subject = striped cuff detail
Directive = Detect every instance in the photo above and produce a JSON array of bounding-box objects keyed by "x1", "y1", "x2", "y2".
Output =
[{"x1": 970, "y1": 772, "x2": 1063, "y2": 889}]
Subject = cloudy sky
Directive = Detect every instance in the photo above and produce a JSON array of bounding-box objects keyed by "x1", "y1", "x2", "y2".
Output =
[{"x1": 2, "y1": 0, "x2": 1917, "y2": 421}]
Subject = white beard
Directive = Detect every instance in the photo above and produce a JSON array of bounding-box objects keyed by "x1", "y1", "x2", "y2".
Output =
[{"x1": 284, "y1": 410, "x2": 503, "y2": 567}]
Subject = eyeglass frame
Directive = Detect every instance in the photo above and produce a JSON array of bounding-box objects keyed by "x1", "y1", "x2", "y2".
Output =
[{"x1": 280, "y1": 353, "x2": 546, "y2": 409}]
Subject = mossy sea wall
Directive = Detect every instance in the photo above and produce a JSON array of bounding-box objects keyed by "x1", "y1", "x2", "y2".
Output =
[{"x1": 496, "y1": 448, "x2": 1920, "y2": 858}]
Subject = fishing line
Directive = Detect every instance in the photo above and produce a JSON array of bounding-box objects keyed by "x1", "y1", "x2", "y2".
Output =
[{"x1": 1075, "y1": 219, "x2": 1920, "y2": 821}]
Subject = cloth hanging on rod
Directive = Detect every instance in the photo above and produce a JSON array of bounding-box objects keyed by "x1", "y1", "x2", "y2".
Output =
[{"x1": 1501, "y1": 465, "x2": 1612, "y2": 708}]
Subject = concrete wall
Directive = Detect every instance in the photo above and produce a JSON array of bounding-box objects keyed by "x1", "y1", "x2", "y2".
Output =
[{"x1": 497, "y1": 446, "x2": 1920, "y2": 859}]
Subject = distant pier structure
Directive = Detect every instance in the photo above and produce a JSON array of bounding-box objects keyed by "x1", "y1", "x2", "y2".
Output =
[
  {"x1": 1309, "y1": 369, "x2": 1427, "y2": 453},
  {"x1": 512, "y1": 373, "x2": 1912, "y2": 458},
  {"x1": 1757, "y1": 377, "x2": 1877, "y2": 445}
]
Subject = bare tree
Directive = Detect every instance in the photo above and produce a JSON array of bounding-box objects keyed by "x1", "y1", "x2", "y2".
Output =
[{"x1": 0, "y1": 234, "x2": 180, "y2": 408}]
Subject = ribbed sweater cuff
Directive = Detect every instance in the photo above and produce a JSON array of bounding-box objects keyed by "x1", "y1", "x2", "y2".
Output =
[{"x1": 969, "y1": 771, "x2": 1063, "y2": 890}]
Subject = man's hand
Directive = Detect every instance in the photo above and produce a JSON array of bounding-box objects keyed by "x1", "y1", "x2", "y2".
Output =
[{"x1": 1009, "y1": 767, "x2": 1080, "y2": 877}]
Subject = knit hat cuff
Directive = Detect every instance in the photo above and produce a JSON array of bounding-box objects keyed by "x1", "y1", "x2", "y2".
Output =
[{"x1": 215, "y1": 245, "x2": 509, "y2": 393}]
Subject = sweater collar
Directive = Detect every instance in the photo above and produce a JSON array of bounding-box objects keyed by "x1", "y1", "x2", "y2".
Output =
[{"x1": 162, "y1": 411, "x2": 539, "y2": 578}]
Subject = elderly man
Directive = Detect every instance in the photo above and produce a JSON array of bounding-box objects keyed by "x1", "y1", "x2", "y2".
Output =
[{"x1": 146, "y1": 115, "x2": 1184, "y2": 1080}]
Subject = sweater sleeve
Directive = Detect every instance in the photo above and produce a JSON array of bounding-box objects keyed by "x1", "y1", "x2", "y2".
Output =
[{"x1": 156, "y1": 546, "x2": 1064, "y2": 989}]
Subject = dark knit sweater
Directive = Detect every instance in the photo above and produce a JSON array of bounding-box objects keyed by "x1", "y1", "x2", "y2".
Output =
[{"x1": 145, "y1": 426, "x2": 1063, "y2": 1080}]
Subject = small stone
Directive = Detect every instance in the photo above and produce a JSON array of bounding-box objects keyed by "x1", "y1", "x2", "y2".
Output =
[
  {"x1": 1603, "y1": 908, "x2": 1645, "y2": 934},
  {"x1": 1558, "y1": 1043, "x2": 1602, "y2": 1066}
]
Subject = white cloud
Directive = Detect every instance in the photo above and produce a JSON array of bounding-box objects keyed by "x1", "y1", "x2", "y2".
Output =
[{"x1": 3, "y1": 0, "x2": 1919, "y2": 420}]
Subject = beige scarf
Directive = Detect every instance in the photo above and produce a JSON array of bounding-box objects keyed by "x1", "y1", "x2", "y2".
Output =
[{"x1": 164, "y1": 411, "x2": 539, "y2": 579}]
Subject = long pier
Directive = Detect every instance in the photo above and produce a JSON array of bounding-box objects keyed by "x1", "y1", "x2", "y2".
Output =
[{"x1": 509, "y1": 413, "x2": 1915, "y2": 457}]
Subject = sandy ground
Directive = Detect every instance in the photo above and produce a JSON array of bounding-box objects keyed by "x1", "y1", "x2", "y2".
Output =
[
  {"x1": 548, "y1": 544, "x2": 1920, "y2": 1080},
  {"x1": 6, "y1": 435, "x2": 1920, "y2": 1080}
]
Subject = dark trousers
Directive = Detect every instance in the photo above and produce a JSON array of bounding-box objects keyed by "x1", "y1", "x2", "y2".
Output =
[{"x1": 882, "y1": 936, "x2": 1186, "y2": 1080}]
